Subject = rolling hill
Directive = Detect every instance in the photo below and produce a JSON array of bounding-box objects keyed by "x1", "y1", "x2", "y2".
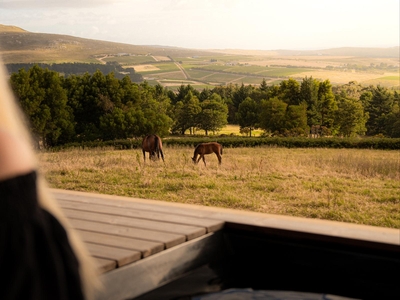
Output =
[
  {"x1": 0, "y1": 24, "x2": 222, "y2": 64},
  {"x1": 1, "y1": 24, "x2": 399, "y2": 89}
]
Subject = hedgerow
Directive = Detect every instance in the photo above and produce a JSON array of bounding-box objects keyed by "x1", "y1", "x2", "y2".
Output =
[{"x1": 53, "y1": 137, "x2": 400, "y2": 151}]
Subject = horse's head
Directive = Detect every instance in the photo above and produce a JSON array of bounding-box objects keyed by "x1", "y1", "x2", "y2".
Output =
[{"x1": 191, "y1": 157, "x2": 197, "y2": 164}]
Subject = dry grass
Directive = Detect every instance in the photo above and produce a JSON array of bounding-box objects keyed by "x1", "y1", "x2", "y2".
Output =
[
  {"x1": 38, "y1": 147, "x2": 400, "y2": 229},
  {"x1": 132, "y1": 64, "x2": 161, "y2": 72},
  {"x1": 291, "y1": 70, "x2": 399, "y2": 86}
]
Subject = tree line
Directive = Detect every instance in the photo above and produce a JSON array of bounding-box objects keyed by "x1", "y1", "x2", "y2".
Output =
[
  {"x1": 6, "y1": 62, "x2": 143, "y2": 82},
  {"x1": 8, "y1": 64, "x2": 400, "y2": 148}
]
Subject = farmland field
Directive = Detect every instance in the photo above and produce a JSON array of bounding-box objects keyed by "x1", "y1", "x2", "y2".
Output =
[
  {"x1": 149, "y1": 71, "x2": 186, "y2": 80},
  {"x1": 136, "y1": 62, "x2": 180, "y2": 74},
  {"x1": 132, "y1": 53, "x2": 399, "y2": 89},
  {"x1": 2, "y1": 25, "x2": 398, "y2": 90},
  {"x1": 39, "y1": 146, "x2": 400, "y2": 229},
  {"x1": 102, "y1": 55, "x2": 156, "y2": 65}
]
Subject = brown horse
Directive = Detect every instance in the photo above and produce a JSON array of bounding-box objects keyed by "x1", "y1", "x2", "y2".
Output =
[
  {"x1": 192, "y1": 142, "x2": 222, "y2": 166},
  {"x1": 142, "y1": 134, "x2": 164, "y2": 162}
]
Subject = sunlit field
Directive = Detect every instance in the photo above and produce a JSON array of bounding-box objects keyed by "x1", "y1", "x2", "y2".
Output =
[
  {"x1": 188, "y1": 124, "x2": 263, "y2": 136},
  {"x1": 39, "y1": 146, "x2": 400, "y2": 229}
]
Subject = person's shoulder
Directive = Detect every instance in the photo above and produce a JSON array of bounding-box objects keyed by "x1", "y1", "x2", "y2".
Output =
[{"x1": 0, "y1": 130, "x2": 36, "y2": 181}]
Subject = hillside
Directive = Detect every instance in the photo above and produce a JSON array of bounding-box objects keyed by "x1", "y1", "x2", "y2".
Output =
[
  {"x1": 1, "y1": 24, "x2": 398, "y2": 89},
  {"x1": 0, "y1": 25, "x2": 221, "y2": 64},
  {"x1": 210, "y1": 47, "x2": 400, "y2": 58},
  {"x1": 1, "y1": 24, "x2": 399, "y2": 64}
]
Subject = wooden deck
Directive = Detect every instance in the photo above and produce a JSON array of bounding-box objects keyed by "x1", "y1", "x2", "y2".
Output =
[{"x1": 53, "y1": 189, "x2": 400, "y2": 300}]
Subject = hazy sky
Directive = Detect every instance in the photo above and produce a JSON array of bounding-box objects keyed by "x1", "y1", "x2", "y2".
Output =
[{"x1": 0, "y1": 0, "x2": 399, "y2": 50}]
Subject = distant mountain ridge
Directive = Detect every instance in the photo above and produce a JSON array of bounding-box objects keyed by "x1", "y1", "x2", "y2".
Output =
[
  {"x1": 0, "y1": 24, "x2": 221, "y2": 64},
  {"x1": 0, "y1": 24, "x2": 398, "y2": 64},
  {"x1": 209, "y1": 47, "x2": 399, "y2": 58}
]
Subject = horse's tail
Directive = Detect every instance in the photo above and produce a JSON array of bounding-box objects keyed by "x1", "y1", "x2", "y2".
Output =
[
  {"x1": 155, "y1": 135, "x2": 164, "y2": 161},
  {"x1": 220, "y1": 144, "x2": 223, "y2": 155},
  {"x1": 154, "y1": 135, "x2": 160, "y2": 154}
]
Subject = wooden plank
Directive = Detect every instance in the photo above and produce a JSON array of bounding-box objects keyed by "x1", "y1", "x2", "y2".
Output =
[
  {"x1": 59, "y1": 199, "x2": 224, "y2": 233},
  {"x1": 95, "y1": 231, "x2": 224, "y2": 300},
  {"x1": 69, "y1": 218, "x2": 185, "y2": 249},
  {"x1": 55, "y1": 191, "x2": 210, "y2": 218},
  {"x1": 76, "y1": 230, "x2": 164, "y2": 258},
  {"x1": 53, "y1": 189, "x2": 400, "y2": 246},
  {"x1": 95, "y1": 258, "x2": 116, "y2": 274},
  {"x1": 85, "y1": 243, "x2": 141, "y2": 267},
  {"x1": 63, "y1": 208, "x2": 206, "y2": 240}
]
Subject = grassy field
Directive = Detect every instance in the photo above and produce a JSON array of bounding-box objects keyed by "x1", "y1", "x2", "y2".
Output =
[
  {"x1": 183, "y1": 124, "x2": 263, "y2": 136},
  {"x1": 38, "y1": 146, "x2": 400, "y2": 229}
]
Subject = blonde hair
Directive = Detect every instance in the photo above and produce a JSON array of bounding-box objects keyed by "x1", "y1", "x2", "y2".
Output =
[{"x1": 0, "y1": 62, "x2": 100, "y2": 299}]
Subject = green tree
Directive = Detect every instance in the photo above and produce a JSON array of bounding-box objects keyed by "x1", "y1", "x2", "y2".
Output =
[
  {"x1": 236, "y1": 97, "x2": 259, "y2": 137},
  {"x1": 364, "y1": 85, "x2": 394, "y2": 136},
  {"x1": 197, "y1": 93, "x2": 228, "y2": 135},
  {"x1": 317, "y1": 79, "x2": 337, "y2": 129},
  {"x1": 335, "y1": 97, "x2": 368, "y2": 137},
  {"x1": 332, "y1": 81, "x2": 364, "y2": 100},
  {"x1": 300, "y1": 76, "x2": 320, "y2": 127},
  {"x1": 211, "y1": 83, "x2": 236, "y2": 123},
  {"x1": 174, "y1": 84, "x2": 200, "y2": 105},
  {"x1": 99, "y1": 107, "x2": 127, "y2": 140},
  {"x1": 383, "y1": 93, "x2": 400, "y2": 138},
  {"x1": 10, "y1": 65, "x2": 74, "y2": 147},
  {"x1": 259, "y1": 78, "x2": 268, "y2": 92},
  {"x1": 63, "y1": 71, "x2": 106, "y2": 140},
  {"x1": 283, "y1": 103, "x2": 309, "y2": 136},
  {"x1": 279, "y1": 78, "x2": 301, "y2": 105},
  {"x1": 199, "y1": 88, "x2": 212, "y2": 102},
  {"x1": 172, "y1": 91, "x2": 201, "y2": 135},
  {"x1": 259, "y1": 97, "x2": 287, "y2": 134}
]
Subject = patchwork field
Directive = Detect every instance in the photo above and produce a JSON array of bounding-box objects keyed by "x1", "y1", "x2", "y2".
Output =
[
  {"x1": 2, "y1": 25, "x2": 397, "y2": 90},
  {"x1": 132, "y1": 54, "x2": 399, "y2": 89}
]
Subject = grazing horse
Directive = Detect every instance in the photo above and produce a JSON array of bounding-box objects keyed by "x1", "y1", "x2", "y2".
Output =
[
  {"x1": 192, "y1": 142, "x2": 222, "y2": 166},
  {"x1": 142, "y1": 134, "x2": 164, "y2": 162}
]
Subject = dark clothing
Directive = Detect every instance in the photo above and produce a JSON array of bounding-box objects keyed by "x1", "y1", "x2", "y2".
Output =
[{"x1": 0, "y1": 171, "x2": 85, "y2": 300}]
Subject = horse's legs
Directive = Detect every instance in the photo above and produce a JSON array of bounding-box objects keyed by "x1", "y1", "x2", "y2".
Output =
[
  {"x1": 142, "y1": 150, "x2": 146, "y2": 162},
  {"x1": 201, "y1": 155, "x2": 206, "y2": 166},
  {"x1": 150, "y1": 151, "x2": 156, "y2": 161},
  {"x1": 216, "y1": 153, "x2": 222, "y2": 164},
  {"x1": 160, "y1": 149, "x2": 165, "y2": 162}
]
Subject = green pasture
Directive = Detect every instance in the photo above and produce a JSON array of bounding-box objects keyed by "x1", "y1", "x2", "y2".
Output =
[
  {"x1": 148, "y1": 71, "x2": 186, "y2": 80},
  {"x1": 180, "y1": 62, "x2": 210, "y2": 69},
  {"x1": 173, "y1": 55, "x2": 255, "y2": 63},
  {"x1": 198, "y1": 65, "x2": 234, "y2": 72},
  {"x1": 229, "y1": 76, "x2": 267, "y2": 85},
  {"x1": 188, "y1": 124, "x2": 263, "y2": 136},
  {"x1": 195, "y1": 72, "x2": 244, "y2": 83},
  {"x1": 136, "y1": 62, "x2": 180, "y2": 74},
  {"x1": 144, "y1": 79, "x2": 159, "y2": 86},
  {"x1": 185, "y1": 69, "x2": 214, "y2": 79},
  {"x1": 160, "y1": 82, "x2": 215, "y2": 91},
  {"x1": 173, "y1": 57, "x2": 211, "y2": 63},
  {"x1": 362, "y1": 77, "x2": 400, "y2": 88},
  {"x1": 377, "y1": 76, "x2": 400, "y2": 81},
  {"x1": 256, "y1": 67, "x2": 313, "y2": 77},
  {"x1": 190, "y1": 65, "x2": 313, "y2": 77},
  {"x1": 103, "y1": 55, "x2": 156, "y2": 65},
  {"x1": 225, "y1": 65, "x2": 270, "y2": 73}
]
